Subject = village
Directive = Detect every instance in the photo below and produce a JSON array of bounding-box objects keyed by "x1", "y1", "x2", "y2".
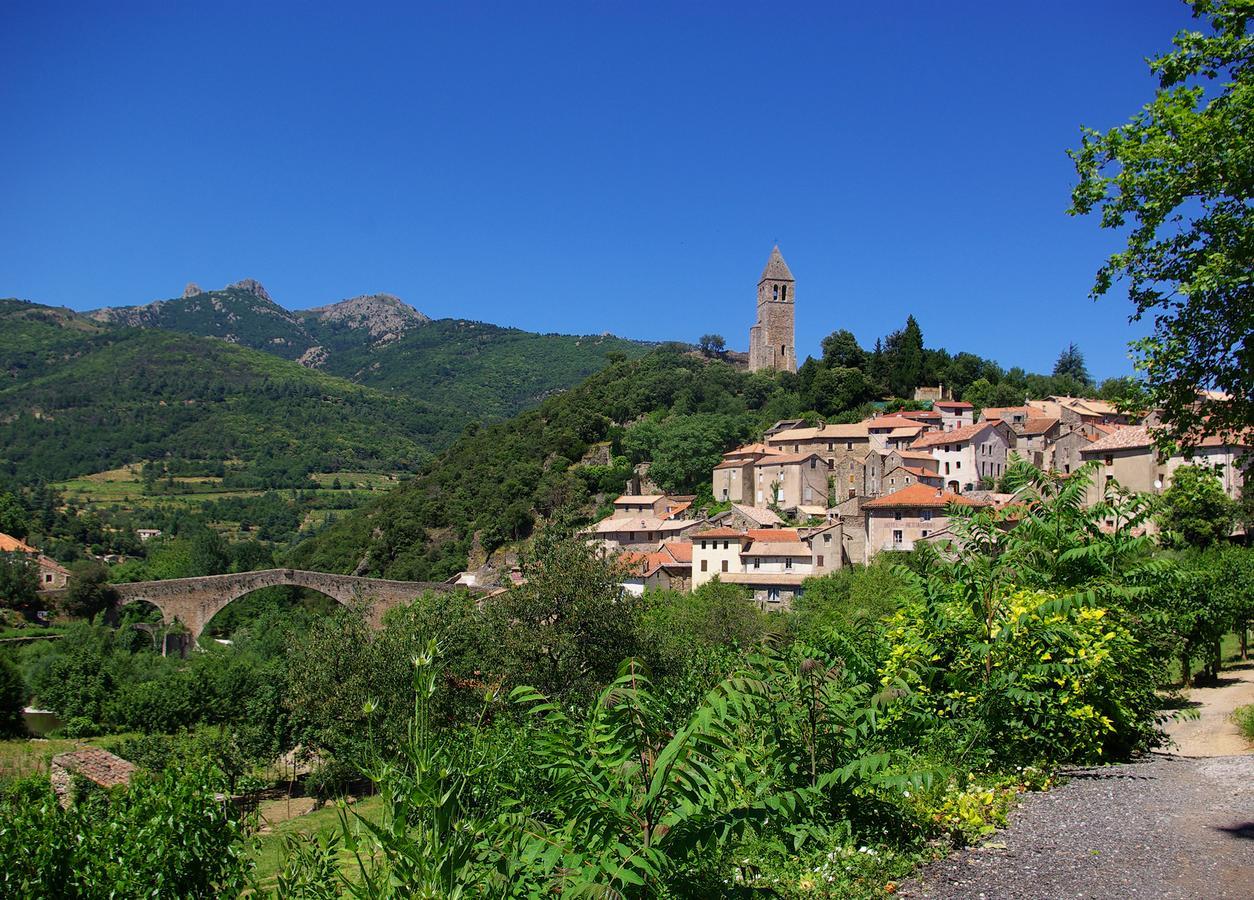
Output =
[{"x1": 580, "y1": 248, "x2": 1248, "y2": 608}]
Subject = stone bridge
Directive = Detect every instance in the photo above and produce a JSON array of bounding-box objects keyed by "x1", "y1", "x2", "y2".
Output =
[{"x1": 114, "y1": 569, "x2": 466, "y2": 641}]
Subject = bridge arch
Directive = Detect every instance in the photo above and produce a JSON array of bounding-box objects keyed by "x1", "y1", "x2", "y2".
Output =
[{"x1": 114, "y1": 569, "x2": 465, "y2": 642}]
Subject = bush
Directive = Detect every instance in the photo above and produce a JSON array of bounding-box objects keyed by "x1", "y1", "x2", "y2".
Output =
[
  {"x1": 1234, "y1": 704, "x2": 1254, "y2": 745},
  {"x1": 0, "y1": 654, "x2": 26, "y2": 737}
]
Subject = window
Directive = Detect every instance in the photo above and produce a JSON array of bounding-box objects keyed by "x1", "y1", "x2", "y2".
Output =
[
  {"x1": 781, "y1": 344, "x2": 786, "y2": 357},
  {"x1": 785, "y1": 557, "x2": 793, "y2": 569},
  {"x1": 810, "y1": 458, "x2": 817, "y2": 469},
  {"x1": 44, "y1": 573, "x2": 53, "y2": 584},
  {"x1": 944, "y1": 462, "x2": 951, "y2": 474},
  {"x1": 722, "y1": 540, "x2": 729, "y2": 550},
  {"x1": 768, "y1": 587, "x2": 781, "y2": 603},
  {"x1": 781, "y1": 284, "x2": 788, "y2": 301},
  {"x1": 921, "y1": 530, "x2": 929, "y2": 538},
  {"x1": 753, "y1": 558, "x2": 760, "y2": 569},
  {"x1": 894, "y1": 511, "x2": 903, "y2": 520},
  {"x1": 773, "y1": 284, "x2": 779, "y2": 299},
  {"x1": 701, "y1": 560, "x2": 708, "y2": 572},
  {"x1": 721, "y1": 560, "x2": 729, "y2": 572},
  {"x1": 823, "y1": 533, "x2": 831, "y2": 543},
  {"x1": 700, "y1": 540, "x2": 707, "y2": 550},
  {"x1": 893, "y1": 529, "x2": 903, "y2": 545},
  {"x1": 889, "y1": 478, "x2": 895, "y2": 487},
  {"x1": 1104, "y1": 455, "x2": 1114, "y2": 467},
  {"x1": 827, "y1": 459, "x2": 834, "y2": 470},
  {"x1": 817, "y1": 555, "x2": 825, "y2": 566},
  {"x1": 921, "y1": 510, "x2": 933, "y2": 521},
  {"x1": 846, "y1": 441, "x2": 853, "y2": 451},
  {"x1": 955, "y1": 461, "x2": 961, "y2": 469}
]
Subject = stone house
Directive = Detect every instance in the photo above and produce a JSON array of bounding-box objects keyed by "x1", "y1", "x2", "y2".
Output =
[
  {"x1": 862, "y1": 484, "x2": 987, "y2": 560},
  {"x1": 865, "y1": 415, "x2": 932, "y2": 452},
  {"x1": 979, "y1": 406, "x2": 1033, "y2": 427},
  {"x1": 765, "y1": 422, "x2": 872, "y2": 469},
  {"x1": 749, "y1": 452, "x2": 830, "y2": 513},
  {"x1": 51, "y1": 748, "x2": 136, "y2": 807},
  {"x1": 909, "y1": 421, "x2": 1012, "y2": 493},
  {"x1": 611, "y1": 495, "x2": 694, "y2": 520},
  {"x1": 692, "y1": 528, "x2": 813, "y2": 608},
  {"x1": 706, "y1": 503, "x2": 785, "y2": 531},
  {"x1": 1009, "y1": 417, "x2": 1061, "y2": 468},
  {"x1": 883, "y1": 464, "x2": 945, "y2": 492},
  {"x1": 585, "y1": 516, "x2": 701, "y2": 549},
  {"x1": 618, "y1": 541, "x2": 693, "y2": 595},
  {"x1": 1079, "y1": 426, "x2": 1247, "y2": 509},
  {"x1": 934, "y1": 400, "x2": 974, "y2": 431},
  {"x1": 802, "y1": 522, "x2": 843, "y2": 575},
  {"x1": 0, "y1": 532, "x2": 71, "y2": 590}
]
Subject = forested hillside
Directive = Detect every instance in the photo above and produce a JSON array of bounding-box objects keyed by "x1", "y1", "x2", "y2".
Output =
[
  {"x1": 0, "y1": 297, "x2": 648, "y2": 486},
  {"x1": 0, "y1": 302, "x2": 447, "y2": 484},
  {"x1": 288, "y1": 321, "x2": 1123, "y2": 580}
]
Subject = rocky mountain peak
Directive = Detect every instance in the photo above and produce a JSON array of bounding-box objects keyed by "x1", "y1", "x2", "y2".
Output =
[
  {"x1": 227, "y1": 278, "x2": 273, "y2": 303},
  {"x1": 303, "y1": 293, "x2": 429, "y2": 343},
  {"x1": 183, "y1": 282, "x2": 203, "y2": 298}
]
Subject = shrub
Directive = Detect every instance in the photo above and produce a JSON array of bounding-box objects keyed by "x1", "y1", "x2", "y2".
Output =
[
  {"x1": 0, "y1": 654, "x2": 26, "y2": 737},
  {"x1": 1234, "y1": 704, "x2": 1254, "y2": 745}
]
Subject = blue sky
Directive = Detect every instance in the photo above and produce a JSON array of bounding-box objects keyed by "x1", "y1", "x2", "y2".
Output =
[{"x1": 1, "y1": 1, "x2": 1199, "y2": 379}]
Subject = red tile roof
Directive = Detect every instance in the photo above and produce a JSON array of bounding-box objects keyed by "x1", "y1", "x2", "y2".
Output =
[
  {"x1": 863, "y1": 483, "x2": 986, "y2": 509},
  {"x1": 935, "y1": 400, "x2": 974, "y2": 410},
  {"x1": 693, "y1": 528, "x2": 749, "y2": 539},
  {"x1": 910, "y1": 421, "x2": 997, "y2": 448},
  {"x1": 747, "y1": 528, "x2": 800, "y2": 542},
  {"x1": 1019, "y1": 417, "x2": 1060, "y2": 436},
  {"x1": 865, "y1": 415, "x2": 928, "y2": 430},
  {"x1": 52, "y1": 749, "x2": 136, "y2": 789},
  {"x1": 0, "y1": 533, "x2": 37, "y2": 554},
  {"x1": 1080, "y1": 426, "x2": 1154, "y2": 454}
]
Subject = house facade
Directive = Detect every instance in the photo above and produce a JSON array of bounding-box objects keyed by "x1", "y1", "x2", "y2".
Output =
[
  {"x1": 909, "y1": 421, "x2": 1012, "y2": 493},
  {"x1": 861, "y1": 484, "x2": 985, "y2": 560}
]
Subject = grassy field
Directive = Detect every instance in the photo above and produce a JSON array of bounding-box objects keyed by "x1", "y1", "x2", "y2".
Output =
[
  {"x1": 52, "y1": 466, "x2": 397, "y2": 540},
  {"x1": 251, "y1": 795, "x2": 384, "y2": 888},
  {"x1": 0, "y1": 733, "x2": 140, "y2": 781}
]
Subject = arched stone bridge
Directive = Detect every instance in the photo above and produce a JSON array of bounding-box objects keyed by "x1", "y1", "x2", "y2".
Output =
[{"x1": 114, "y1": 569, "x2": 466, "y2": 641}]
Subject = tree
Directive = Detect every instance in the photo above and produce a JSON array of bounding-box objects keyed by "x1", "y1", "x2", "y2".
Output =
[
  {"x1": 820, "y1": 329, "x2": 866, "y2": 370},
  {"x1": 882, "y1": 316, "x2": 925, "y2": 397},
  {"x1": 1157, "y1": 464, "x2": 1237, "y2": 547},
  {"x1": 59, "y1": 562, "x2": 118, "y2": 621},
  {"x1": 0, "y1": 655, "x2": 26, "y2": 738},
  {"x1": 483, "y1": 530, "x2": 640, "y2": 702},
  {"x1": 1069, "y1": 1, "x2": 1253, "y2": 449},
  {"x1": 696, "y1": 334, "x2": 726, "y2": 358},
  {"x1": 807, "y1": 366, "x2": 876, "y2": 417},
  {"x1": 0, "y1": 552, "x2": 38, "y2": 612},
  {"x1": 0, "y1": 492, "x2": 28, "y2": 540},
  {"x1": 1052, "y1": 343, "x2": 1092, "y2": 385}
]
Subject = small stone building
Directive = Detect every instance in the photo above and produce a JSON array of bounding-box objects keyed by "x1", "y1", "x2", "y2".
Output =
[{"x1": 50, "y1": 748, "x2": 136, "y2": 807}]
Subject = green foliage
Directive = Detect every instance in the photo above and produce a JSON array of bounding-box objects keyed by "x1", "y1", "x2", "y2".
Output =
[
  {"x1": 697, "y1": 333, "x2": 726, "y2": 357},
  {"x1": 1068, "y1": 0, "x2": 1254, "y2": 447},
  {"x1": 1234, "y1": 703, "x2": 1254, "y2": 743},
  {"x1": 0, "y1": 552, "x2": 38, "y2": 613},
  {"x1": 636, "y1": 580, "x2": 767, "y2": 676},
  {"x1": 0, "y1": 767, "x2": 253, "y2": 897},
  {"x1": 0, "y1": 491, "x2": 28, "y2": 539},
  {"x1": 59, "y1": 561, "x2": 117, "y2": 620},
  {"x1": 1156, "y1": 464, "x2": 1238, "y2": 547},
  {"x1": 1052, "y1": 343, "x2": 1092, "y2": 386},
  {"x1": 484, "y1": 531, "x2": 641, "y2": 703},
  {"x1": 0, "y1": 654, "x2": 26, "y2": 738}
]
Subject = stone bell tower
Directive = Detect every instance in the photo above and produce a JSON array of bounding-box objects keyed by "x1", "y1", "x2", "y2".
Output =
[{"x1": 748, "y1": 245, "x2": 796, "y2": 373}]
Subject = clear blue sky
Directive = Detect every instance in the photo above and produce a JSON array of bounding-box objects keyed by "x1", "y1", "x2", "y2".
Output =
[{"x1": 1, "y1": 1, "x2": 1198, "y2": 379}]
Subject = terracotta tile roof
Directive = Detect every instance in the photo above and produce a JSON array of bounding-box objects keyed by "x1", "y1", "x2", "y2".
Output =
[
  {"x1": 898, "y1": 410, "x2": 942, "y2": 421},
  {"x1": 52, "y1": 749, "x2": 136, "y2": 789},
  {"x1": 895, "y1": 450, "x2": 935, "y2": 461},
  {"x1": 935, "y1": 400, "x2": 974, "y2": 410},
  {"x1": 1019, "y1": 417, "x2": 1060, "y2": 436},
  {"x1": 862, "y1": 483, "x2": 986, "y2": 509},
  {"x1": 661, "y1": 541, "x2": 693, "y2": 563},
  {"x1": 1080, "y1": 426, "x2": 1154, "y2": 454},
  {"x1": 694, "y1": 528, "x2": 749, "y2": 539},
  {"x1": 724, "y1": 443, "x2": 774, "y2": 456},
  {"x1": 891, "y1": 465, "x2": 942, "y2": 480},
  {"x1": 614, "y1": 495, "x2": 663, "y2": 504},
  {"x1": 0, "y1": 533, "x2": 37, "y2": 554},
  {"x1": 748, "y1": 528, "x2": 800, "y2": 542},
  {"x1": 910, "y1": 421, "x2": 997, "y2": 448},
  {"x1": 714, "y1": 458, "x2": 750, "y2": 470}
]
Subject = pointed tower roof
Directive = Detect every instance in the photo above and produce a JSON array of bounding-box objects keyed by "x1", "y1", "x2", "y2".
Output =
[{"x1": 759, "y1": 246, "x2": 795, "y2": 283}]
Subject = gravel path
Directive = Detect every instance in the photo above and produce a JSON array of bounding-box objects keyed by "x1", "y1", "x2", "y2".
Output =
[
  {"x1": 1165, "y1": 661, "x2": 1254, "y2": 757},
  {"x1": 900, "y1": 754, "x2": 1254, "y2": 899}
]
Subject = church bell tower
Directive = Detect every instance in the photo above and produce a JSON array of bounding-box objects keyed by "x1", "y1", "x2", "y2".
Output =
[{"x1": 748, "y1": 245, "x2": 796, "y2": 373}]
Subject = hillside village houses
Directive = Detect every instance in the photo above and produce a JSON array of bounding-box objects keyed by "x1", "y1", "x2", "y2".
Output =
[{"x1": 578, "y1": 247, "x2": 1248, "y2": 610}]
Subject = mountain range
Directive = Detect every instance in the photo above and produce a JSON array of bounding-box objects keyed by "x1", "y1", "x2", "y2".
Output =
[{"x1": 0, "y1": 282, "x2": 650, "y2": 485}]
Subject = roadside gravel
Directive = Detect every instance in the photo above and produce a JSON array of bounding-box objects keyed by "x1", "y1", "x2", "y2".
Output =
[{"x1": 899, "y1": 754, "x2": 1254, "y2": 899}]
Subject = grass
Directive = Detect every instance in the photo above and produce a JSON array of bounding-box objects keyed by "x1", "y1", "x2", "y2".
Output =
[
  {"x1": 0, "y1": 733, "x2": 139, "y2": 781},
  {"x1": 1165, "y1": 631, "x2": 1246, "y2": 686},
  {"x1": 1233, "y1": 704, "x2": 1254, "y2": 745},
  {"x1": 251, "y1": 795, "x2": 384, "y2": 888}
]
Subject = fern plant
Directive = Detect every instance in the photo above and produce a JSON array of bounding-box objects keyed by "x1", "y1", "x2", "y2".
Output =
[{"x1": 509, "y1": 659, "x2": 811, "y2": 897}]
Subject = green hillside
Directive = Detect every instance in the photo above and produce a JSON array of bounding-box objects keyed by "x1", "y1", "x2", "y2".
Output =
[
  {"x1": 0, "y1": 302, "x2": 447, "y2": 484},
  {"x1": 319, "y1": 319, "x2": 649, "y2": 420}
]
